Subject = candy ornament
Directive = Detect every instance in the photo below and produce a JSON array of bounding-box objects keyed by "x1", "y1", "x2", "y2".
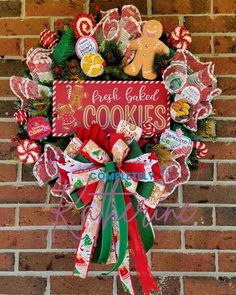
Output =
[
  {"x1": 16, "y1": 139, "x2": 42, "y2": 165},
  {"x1": 193, "y1": 141, "x2": 208, "y2": 159},
  {"x1": 168, "y1": 26, "x2": 192, "y2": 50},
  {"x1": 81, "y1": 52, "x2": 105, "y2": 77},
  {"x1": 14, "y1": 109, "x2": 28, "y2": 124},
  {"x1": 141, "y1": 120, "x2": 156, "y2": 138},
  {"x1": 40, "y1": 29, "x2": 58, "y2": 49},
  {"x1": 72, "y1": 13, "x2": 96, "y2": 39}
]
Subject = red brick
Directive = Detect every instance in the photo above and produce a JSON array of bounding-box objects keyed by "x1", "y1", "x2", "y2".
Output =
[
  {"x1": 0, "y1": 80, "x2": 12, "y2": 97},
  {"x1": 0, "y1": 101, "x2": 16, "y2": 118},
  {"x1": 0, "y1": 60, "x2": 24, "y2": 77},
  {"x1": 52, "y1": 230, "x2": 80, "y2": 249},
  {"x1": 219, "y1": 253, "x2": 236, "y2": 272},
  {"x1": 0, "y1": 230, "x2": 47, "y2": 249},
  {"x1": 184, "y1": 277, "x2": 236, "y2": 295},
  {"x1": 216, "y1": 121, "x2": 236, "y2": 137},
  {"x1": 0, "y1": 18, "x2": 49, "y2": 36},
  {"x1": 190, "y1": 163, "x2": 213, "y2": 181},
  {"x1": 190, "y1": 36, "x2": 211, "y2": 54},
  {"x1": 54, "y1": 18, "x2": 73, "y2": 31},
  {"x1": 19, "y1": 252, "x2": 74, "y2": 271},
  {"x1": 206, "y1": 142, "x2": 236, "y2": 160},
  {"x1": 153, "y1": 230, "x2": 181, "y2": 249},
  {"x1": 0, "y1": 277, "x2": 46, "y2": 294},
  {"x1": 0, "y1": 208, "x2": 15, "y2": 226},
  {"x1": 23, "y1": 38, "x2": 40, "y2": 55},
  {"x1": 152, "y1": 252, "x2": 215, "y2": 272},
  {"x1": 0, "y1": 254, "x2": 14, "y2": 271},
  {"x1": 0, "y1": 38, "x2": 21, "y2": 57},
  {"x1": 0, "y1": 142, "x2": 17, "y2": 160},
  {"x1": 216, "y1": 207, "x2": 236, "y2": 226},
  {"x1": 50, "y1": 276, "x2": 113, "y2": 294},
  {"x1": 184, "y1": 16, "x2": 236, "y2": 32},
  {"x1": 201, "y1": 57, "x2": 236, "y2": 75},
  {"x1": 214, "y1": 36, "x2": 236, "y2": 53},
  {"x1": 160, "y1": 188, "x2": 179, "y2": 204},
  {"x1": 19, "y1": 206, "x2": 81, "y2": 226},
  {"x1": 0, "y1": 185, "x2": 47, "y2": 204},
  {"x1": 152, "y1": 206, "x2": 212, "y2": 226},
  {"x1": 153, "y1": 0, "x2": 210, "y2": 14},
  {"x1": 217, "y1": 163, "x2": 236, "y2": 180},
  {"x1": 0, "y1": 0, "x2": 21, "y2": 17},
  {"x1": 117, "y1": 276, "x2": 180, "y2": 295},
  {"x1": 214, "y1": 0, "x2": 236, "y2": 13},
  {"x1": 144, "y1": 16, "x2": 179, "y2": 31},
  {"x1": 0, "y1": 122, "x2": 17, "y2": 139},
  {"x1": 90, "y1": 0, "x2": 147, "y2": 15},
  {"x1": 213, "y1": 99, "x2": 236, "y2": 117},
  {"x1": 218, "y1": 77, "x2": 236, "y2": 95},
  {"x1": 26, "y1": 0, "x2": 86, "y2": 16},
  {"x1": 185, "y1": 230, "x2": 236, "y2": 249},
  {"x1": 183, "y1": 185, "x2": 236, "y2": 203},
  {"x1": 0, "y1": 164, "x2": 17, "y2": 182}
]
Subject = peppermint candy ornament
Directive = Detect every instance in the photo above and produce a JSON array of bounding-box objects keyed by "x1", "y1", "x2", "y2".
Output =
[
  {"x1": 14, "y1": 109, "x2": 27, "y2": 124},
  {"x1": 40, "y1": 29, "x2": 58, "y2": 49},
  {"x1": 193, "y1": 141, "x2": 208, "y2": 159},
  {"x1": 16, "y1": 139, "x2": 42, "y2": 165},
  {"x1": 141, "y1": 121, "x2": 156, "y2": 138},
  {"x1": 168, "y1": 26, "x2": 192, "y2": 50},
  {"x1": 72, "y1": 13, "x2": 96, "y2": 39}
]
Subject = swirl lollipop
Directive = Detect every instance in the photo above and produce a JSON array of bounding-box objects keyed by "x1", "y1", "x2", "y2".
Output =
[
  {"x1": 72, "y1": 13, "x2": 96, "y2": 39},
  {"x1": 168, "y1": 26, "x2": 192, "y2": 50}
]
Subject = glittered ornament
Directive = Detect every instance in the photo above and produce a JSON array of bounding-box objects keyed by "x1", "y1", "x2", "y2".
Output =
[
  {"x1": 168, "y1": 26, "x2": 192, "y2": 50},
  {"x1": 72, "y1": 13, "x2": 96, "y2": 39},
  {"x1": 40, "y1": 29, "x2": 58, "y2": 49},
  {"x1": 141, "y1": 121, "x2": 156, "y2": 138},
  {"x1": 14, "y1": 109, "x2": 28, "y2": 124},
  {"x1": 16, "y1": 139, "x2": 42, "y2": 165}
]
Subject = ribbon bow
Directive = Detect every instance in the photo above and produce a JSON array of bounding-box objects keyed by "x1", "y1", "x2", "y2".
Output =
[{"x1": 33, "y1": 123, "x2": 162, "y2": 295}]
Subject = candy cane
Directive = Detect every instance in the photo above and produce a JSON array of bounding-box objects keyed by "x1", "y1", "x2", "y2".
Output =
[{"x1": 193, "y1": 141, "x2": 208, "y2": 159}]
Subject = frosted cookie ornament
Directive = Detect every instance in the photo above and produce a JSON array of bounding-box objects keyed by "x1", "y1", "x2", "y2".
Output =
[{"x1": 124, "y1": 20, "x2": 170, "y2": 80}]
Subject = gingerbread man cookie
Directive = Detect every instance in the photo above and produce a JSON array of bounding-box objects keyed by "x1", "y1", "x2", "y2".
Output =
[{"x1": 124, "y1": 20, "x2": 170, "y2": 80}]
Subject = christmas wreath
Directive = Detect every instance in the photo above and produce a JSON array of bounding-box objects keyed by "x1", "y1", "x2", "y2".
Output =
[{"x1": 10, "y1": 5, "x2": 221, "y2": 295}]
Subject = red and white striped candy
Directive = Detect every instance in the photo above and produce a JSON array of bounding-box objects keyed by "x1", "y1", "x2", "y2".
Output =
[
  {"x1": 193, "y1": 141, "x2": 208, "y2": 159},
  {"x1": 168, "y1": 26, "x2": 192, "y2": 50},
  {"x1": 14, "y1": 109, "x2": 27, "y2": 124},
  {"x1": 141, "y1": 121, "x2": 156, "y2": 138},
  {"x1": 16, "y1": 139, "x2": 42, "y2": 165},
  {"x1": 40, "y1": 29, "x2": 58, "y2": 49},
  {"x1": 72, "y1": 13, "x2": 96, "y2": 39}
]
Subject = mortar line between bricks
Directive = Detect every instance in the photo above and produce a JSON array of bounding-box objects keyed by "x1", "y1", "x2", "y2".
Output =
[
  {"x1": 0, "y1": 203, "x2": 236, "y2": 209},
  {"x1": 147, "y1": 0, "x2": 152, "y2": 16},
  {"x1": 213, "y1": 162, "x2": 217, "y2": 182},
  {"x1": 1, "y1": 225, "x2": 236, "y2": 231},
  {"x1": 47, "y1": 229, "x2": 52, "y2": 250},
  {"x1": 113, "y1": 275, "x2": 118, "y2": 295},
  {"x1": 180, "y1": 275, "x2": 184, "y2": 295},
  {"x1": 45, "y1": 276, "x2": 50, "y2": 295},
  {"x1": 215, "y1": 251, "x2": 219, "y2": 273},
  {"x1": 1, "y1": 249, "x2": 236, "y2": 254},
  {"x1": 212, "y1": 206, "x2": 216, "y2": 226},
  {"x1": 210, "y1": 34, "x2": 214, "y2": 55},
  {"x1": 0, "y1": 271, "x2": 236, "y2": 277},
  {"x1": 181, "y1": 229, "x2": 185, "y2": 250},
  {"x1": 210, "y1": 0, "x2": 214, "y2": 14}
]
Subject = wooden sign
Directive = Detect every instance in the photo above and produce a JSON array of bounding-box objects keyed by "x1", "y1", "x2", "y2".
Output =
[{"x1": 52, "y1": 81, "x2": 170, "y2": 136}]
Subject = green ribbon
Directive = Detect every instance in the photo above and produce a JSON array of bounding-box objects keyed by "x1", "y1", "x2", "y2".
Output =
[{"x1": 97, "y1": 162, "x2": 128, "y2": 272}]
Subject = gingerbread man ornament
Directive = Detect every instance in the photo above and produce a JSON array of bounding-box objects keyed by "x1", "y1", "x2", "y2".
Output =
[{"x1": 124, "y1": 20, "x2": 170, "y2": 80}]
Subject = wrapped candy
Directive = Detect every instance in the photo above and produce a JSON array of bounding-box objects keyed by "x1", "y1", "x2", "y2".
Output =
[
  {"x1": 193, "y1": 141, "x2": 208, "y2": 159},
  {"x1": 141, "y1": 120, "x2": 156, "y2": 138},
  {"x1": 26, "y1": 47, "x2": 53, "y2": 82}
]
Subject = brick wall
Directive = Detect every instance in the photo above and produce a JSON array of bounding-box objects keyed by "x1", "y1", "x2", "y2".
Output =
[{"x1": 0, "y1": 0, "x2": 235, "y2": 294}]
